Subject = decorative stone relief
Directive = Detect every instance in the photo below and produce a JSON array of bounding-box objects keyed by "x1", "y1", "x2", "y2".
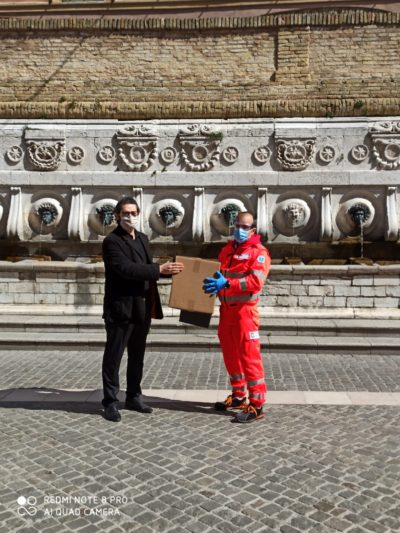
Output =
[
  {"x1": 320, "y1": 187, "x2": 333, "y2": 241},
  {"x1": 98, "y1": 145, "x2": 115, "y2": 163},
  {"x1": 89, "y1": 199, "x2": 117, "y2": 235},
  {"x1": 5, "y1": 145, "x2": 24, "y2": 163},
  {"x1": 6, "y1": 187, "x2": 24, "y2": 240},
  {"x1": 221, "y1": 146, "x2": 239, "y2": 164},
  {"x1": 318, "y1": 145, "x2": 336, "y2": 163},
  {"x1": 385, "y1": 187, "x2": 399, "y2": 241},
  {"x1": 116, "y1": 125, "x2": 157, "y2": 171},
  {"x1": 256, "y1": 188, "x2": 268, "y2": 238},
  {"x1": 192, "y1": 187, "x2": 205, "y2": 242},
  {"x1": 275, "y1": 139, "x2": 316, "y2": 170},
  {"x1": 273, "y1": 198, "x2": 311, "y2": 236},
  {"x1": 351, "y1": 144, "x2": 369, "y2": 162},
  {"x1": 372, "y1": 139, "x2": 400, "y2": 169},
  {"x1": 369, "y1": 121, "x2": 400, "y2": 169},
  {"x1": 150, "y1": 199, "x2": 185, "y2": 235},
  {"x1": 67, "y1": 146, "x2": 85, "y2": 164},
  {"x1": 160, "y1": 147, "x2": 177, "y2": 165},
  {"x1": 210, "y1": 199, "x2": 246, "y2": 236},
  {"x1": 26, "y1": 141, "x2": 65, "y2": 171},
  {"x1": 336, "y1": 197, "x2": 375, "y2": 235},
  {"x1": 178, "y1": 125, "x2": 221, "y2": 171},
  {"x1": 29, "y1": 198, "x2": 63, "y2": 234},
  {"x1": 68, "y1": 187, "x2": 85, "y2": 240},
  {"x1": 253, "y1": 146, "x2": 271, "y2": 164}
]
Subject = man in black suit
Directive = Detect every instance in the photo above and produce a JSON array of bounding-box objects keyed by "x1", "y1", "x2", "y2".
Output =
[{"x1": 101, "y1": 197, "x2": 183, "y2": 422}]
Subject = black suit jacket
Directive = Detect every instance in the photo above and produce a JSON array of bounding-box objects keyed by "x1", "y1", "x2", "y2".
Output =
[{"x1": 102, "y1": 225, "x2": 163, "y2": 324}]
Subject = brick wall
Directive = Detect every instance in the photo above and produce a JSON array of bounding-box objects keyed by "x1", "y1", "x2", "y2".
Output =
[
  {"x1": 0, "y1": 8, "x2": 399, "y2": 118},
  {"x1": 1, "y1": 262, "x2": 399, "y2": 311}
]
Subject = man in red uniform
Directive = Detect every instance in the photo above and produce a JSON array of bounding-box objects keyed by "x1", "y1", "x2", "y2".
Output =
[{"x1": 203, "y1": 211, "x2": 271, "y2": 423}]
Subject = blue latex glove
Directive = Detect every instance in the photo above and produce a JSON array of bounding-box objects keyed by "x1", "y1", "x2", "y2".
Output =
[{"x1": 202, "y1": 271, "x2": 228, "y2": 295}]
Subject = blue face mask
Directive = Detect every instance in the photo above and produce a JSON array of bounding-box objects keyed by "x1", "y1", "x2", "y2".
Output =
[{"x1": 233, "y1": 228, "x2": 250, "y2": 244}]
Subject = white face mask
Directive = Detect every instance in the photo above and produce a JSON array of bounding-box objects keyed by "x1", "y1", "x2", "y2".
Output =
[{"x1": 120, "y1": 214, "x2": 139, "y2": 232}]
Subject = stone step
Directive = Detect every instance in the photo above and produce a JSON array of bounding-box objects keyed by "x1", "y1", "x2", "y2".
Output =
[
  {"x1": 0, "y1": 331, "x2": 399, "y2": 355},
  {"x1": 1, "y1": 315, "x2": 399, "y2": 338}
]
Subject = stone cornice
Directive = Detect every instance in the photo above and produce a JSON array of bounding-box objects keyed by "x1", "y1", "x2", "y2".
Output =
[
  {"x1": 0, "y1": 8, "x2": 399, "y2": 32},
  {"x1": 0, "y1": 98, "x2": 399, "y2": 120}
]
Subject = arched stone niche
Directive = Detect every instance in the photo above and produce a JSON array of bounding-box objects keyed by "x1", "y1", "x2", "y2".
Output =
[
  {"x1": 149, "y1": 198, "x2": 186, "y2": 236},
  {"x1": 210, "y1": 197, "x2": 248, "y2": 237},
  {"x1": 88, "y1": 199, "x2": 118, "y2": 236},
  {"x1": 272, "y1": 193, "x2": 318, "y2": 238},
  {"x1": 28, "y1": 197, "x2": 63, "y2": 234}
]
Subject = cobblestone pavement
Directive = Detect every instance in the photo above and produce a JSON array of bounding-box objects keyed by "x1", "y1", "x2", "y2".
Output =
[
  {"x1": 0, "y1": 350, "x2": 399, "y2": 532},
  {"x1": 0, "y1": 350, "x2": 399, "y2": 392}
]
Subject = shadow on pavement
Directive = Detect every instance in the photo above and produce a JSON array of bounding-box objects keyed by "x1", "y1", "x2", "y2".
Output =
[{"x1": 0, "y1": 388, "x2": 231, "y2": 417}]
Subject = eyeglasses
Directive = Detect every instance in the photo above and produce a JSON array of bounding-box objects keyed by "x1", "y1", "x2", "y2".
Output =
[
  {"x1": 121, "y1": 211, "x2": 138, "y2": 217},
  {"x1": 235, "y1": 223, "x2": 252, "y2": 230}
]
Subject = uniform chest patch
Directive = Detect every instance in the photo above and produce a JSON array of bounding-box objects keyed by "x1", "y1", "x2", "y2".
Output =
[
  {"x1": 257, "y1": 255, "x2": 265, "y2": 263},
  {"x1": 248, "y1": 331, "x2": 260, "y2": 341},
  {"x1": 234, "y1": 254, "x2": 249, "y2": 260}
]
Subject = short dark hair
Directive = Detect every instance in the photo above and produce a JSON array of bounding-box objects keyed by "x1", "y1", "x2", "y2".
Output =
[
  {"x1": 114, "y1": 196, "x2": 140, "y2": 215},
  {"x1": 236, "y1": 211, "x2": 256, "y2": 229}
]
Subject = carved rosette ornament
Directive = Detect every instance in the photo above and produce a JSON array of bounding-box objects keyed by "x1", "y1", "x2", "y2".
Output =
[
  {"x1": 273, "y1": 199, "x2": 311, "y2": 236},
  {"x1": 351, "y1": 144, "x2": 369, "y2": 162},
  {"x1": 221, "y1": 146, "x2": 239, "y2": 164},
  {"x1": 178, "y1": 125, "x2": 222, "y2": 171},
  {"x1": 160, "y1": 147, "x2": 177, "y2": 165},
  {"x1": 67, "y1": 146, "x2": 85, "y2": 164},
  {"x1": 5, "y1": 145, "x2": 24, "y2": 163},
  {"x1": 275, "y1": 139, "x2": 316, "y2": 170},
  {"x1": 253, "y1": 146, "x2": 271, "y2": 164},
  {"x1": 98, "y1": 145, "x2": 115, "y2": 163},
  {"x1": 29, "y1": 198, "x2": 63, "y2": 234},
  {"x1": 370, "y1": 121, "x2": 400, "y2": 170},
  {"x1": 116, "y1": 125, "x2": 157, "y2": 171},
  {"x1": 27, "y1": 141, "x2": 65, "y2": 170},
  {"x1": 318, "y1": 145, "x2": 336, "y2": 163}
]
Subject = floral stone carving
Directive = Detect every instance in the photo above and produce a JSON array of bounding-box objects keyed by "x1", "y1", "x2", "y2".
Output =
[
  {"x1": 6, "y1": 145, "x2": 24, "y2": 163},
  {"x1": 275, "y1": 138, "x2": 316, "y2": 170},
  {"x1": 116, "y1": 125, "x2": 157, "y2": 171},
  {"x1": 370, "y1": 121, "x2": 400, "y2": 169},
  {"x1": 178, "y1": 125, "x2": 222, "y2": 171},
  {"x1": 27, "y1": 141, "x2": 65, "y2": 171},
  {"x1": 67, "y1": 146, "x2": 85, "y2": 164}
]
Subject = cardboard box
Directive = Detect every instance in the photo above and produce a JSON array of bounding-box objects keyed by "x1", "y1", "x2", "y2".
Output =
[{"x1": 169, "y1": 256, "x2": 220, "y2": 314}]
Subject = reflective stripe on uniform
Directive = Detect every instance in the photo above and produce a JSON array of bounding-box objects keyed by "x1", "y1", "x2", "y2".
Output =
[
  {"x1": 232, "y1": 386, "x2": 246, "y2": 392},
  {"x1": 230, "y1": 373, "x2": 245, "y2": 381},
  {"x1": 224, "y1": 292, "x2": 261, "y2": 303},
  {"x1": 251, "y1": 269, "x2": 266, "y2": 281},
  {"x1": 225, "y1": 271, "x2": 247, "y2": 279},
  {"x1": 249, "y1": 392, "x2": 263, "y2": 399},
  {"x1": 239, "y1": 279, "x2": 248, "y2": 291},
  {"x1": 248, "y1": 378, "x2": 265, "y2": 387}
]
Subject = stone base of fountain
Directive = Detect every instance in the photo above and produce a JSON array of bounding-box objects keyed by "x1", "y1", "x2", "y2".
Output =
[
  {"x1": 308, "y1": 259, "x2": 348, "y2": 265},
  {"x1": 349, "y1": 257, "x2": 374, "y2": 266},
  {"x1": 283, "y1": 257, "x2": 303, "y2": 265},
  {"x1": 6, "y1": 255, "x2": 52, "y2": 262}
]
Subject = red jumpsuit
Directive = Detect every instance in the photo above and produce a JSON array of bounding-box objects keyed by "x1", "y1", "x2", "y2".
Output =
[{"x1": 218, "y1": 234, "x2": 271, "y2": 408}]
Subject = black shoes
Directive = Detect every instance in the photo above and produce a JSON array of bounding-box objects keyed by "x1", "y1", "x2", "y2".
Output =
[
  {"x1": 232, "y1": 404, "x2": 264, "y2": 424},
  {"x1": 125, "y1": 395, "x2": 153, "y2": 414},
  {"x1": 214, "y1": 394, "x2": 248, "y2": 411},
  {"x1": 103, "y1": 404, "x2": 121, "y2": 422}
]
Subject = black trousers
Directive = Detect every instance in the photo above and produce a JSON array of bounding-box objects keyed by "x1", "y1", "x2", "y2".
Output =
[{"x1": 102, "y1": 318, "x2": 151, "y2": 407}]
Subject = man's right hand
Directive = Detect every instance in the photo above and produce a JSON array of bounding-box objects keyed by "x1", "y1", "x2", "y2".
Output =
[{"x1": 160, "y1": 261, "x2": 184, "y2": 276}]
